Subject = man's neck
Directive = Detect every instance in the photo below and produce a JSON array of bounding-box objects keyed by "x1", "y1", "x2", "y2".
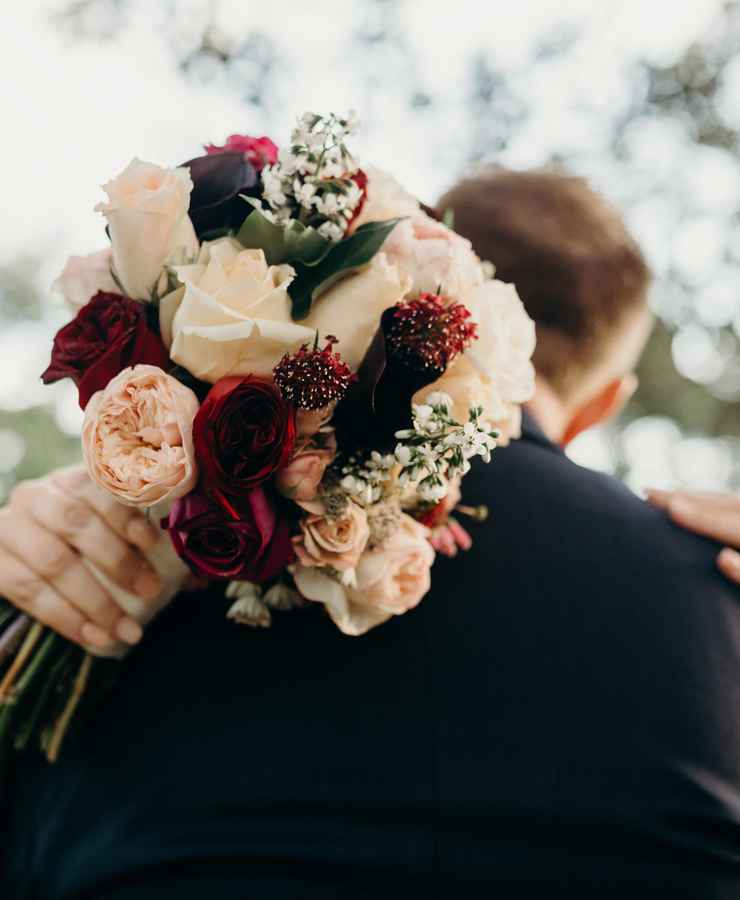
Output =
[{"x1": 524, "y1": 376, "x2": 570, "y2": 446}]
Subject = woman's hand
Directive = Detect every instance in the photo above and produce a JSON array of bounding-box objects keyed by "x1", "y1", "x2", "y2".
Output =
[
  {"x1": 646, "y1": 489, "x2": 740, "y2": 585},
  {"x1": 0, "y1": 465, "x2": 163, "y2": 651}
]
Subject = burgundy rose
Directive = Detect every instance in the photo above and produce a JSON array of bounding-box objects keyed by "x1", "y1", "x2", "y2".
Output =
[
  {"x1": 204, "y1": 134, "x2": 279, "y2": 170},
  {"x1": 41, "y1": 291, "x2": 170, "y2": 409},
  {"x1": 164, "y1": 487, "x2": 294, "y2": 582},
  {"x1": 193, "y1": 376, "x2": 296, "y2": 513}
]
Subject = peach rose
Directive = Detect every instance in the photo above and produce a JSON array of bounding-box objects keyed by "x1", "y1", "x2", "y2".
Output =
[
  {"x1": 82, "y1": 364, "x2": 199, "y2": 508},
  {"x1": 52, "y1": 248, "x2": 118, "y2": 312},
  {"x1": 276, "y1": 430, "x2": 337, "y2": 502},
  {"x1": 95, "y1": 158, "x2": 198, "y2": 300},
  {"x1": 292, "y1": 512, "x2": 434, "y2": 636},
  {"x1": 295, "y1": 404, "x2": 335, "y2": 438},
  {"x1": 382, "y1": 213, "x2": 485, "y2": 300},
  {"x1": 418, "y1": 279, "x2": 536, "y2": 444},
  {"x1": 351, "y1": 513, "x2": 434, "y2": 614},
  {"x1": 292, "y1": 566, "x2": 392, "y2": 636},
  {"x1": 293, "y1": 499, "x2": 369, "y2": 572}
]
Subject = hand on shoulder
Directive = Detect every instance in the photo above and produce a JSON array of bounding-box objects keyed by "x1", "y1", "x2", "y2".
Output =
[{"x1": 647, "y1": 489, "x2": 740, "y2": 586}]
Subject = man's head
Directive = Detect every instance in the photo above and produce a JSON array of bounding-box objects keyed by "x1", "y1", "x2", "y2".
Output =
[{"x1": 438, "y1": 167, "x2": 653, "y2": 444}]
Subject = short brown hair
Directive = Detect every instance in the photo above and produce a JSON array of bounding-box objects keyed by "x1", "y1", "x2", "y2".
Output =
[{"x1": 438, "y1": 167, "x2": 651, "y2": 395}]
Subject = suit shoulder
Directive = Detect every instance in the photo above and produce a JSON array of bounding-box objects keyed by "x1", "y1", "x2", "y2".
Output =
[{"x1": 469, "y1": 436, "x2": 724, "y2": 571}]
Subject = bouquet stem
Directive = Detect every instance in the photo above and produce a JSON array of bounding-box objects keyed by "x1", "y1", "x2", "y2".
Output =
[
  {"x1": 45, "y1": 652, "x2": 93, "y2": 763},
  {"x1": 0, "y1": 621, "x2": 45, "y2": 701},
  {"x1": 0, "y1": 602, "x2": 102, "y2": 764}
]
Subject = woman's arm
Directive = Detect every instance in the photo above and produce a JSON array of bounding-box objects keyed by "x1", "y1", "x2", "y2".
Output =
[
  {"x1": 0, "y1": 465, "x2": 162, "y2": 650},
  {"x1": 646, "y1": 489, "x2": 740, "y2": 585}
]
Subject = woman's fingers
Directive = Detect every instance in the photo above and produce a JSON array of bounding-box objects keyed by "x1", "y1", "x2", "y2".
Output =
[
  {"x1": 50, "y1": 466, "x2": 160, "y2": 552},
  {"x1": 0, "y1": 544, "x2": 114, "y2": 650},
  {"x1": 646, "y1": 489, "x2": 740, "y2": 513},
  {"x1": 645, "y1": 489, "x2": 740, "y2": 548},
  {"x1": 0, "y1": 505, "x2": 137, "y2": 642},
  {"x1": 10, "y1": 477, "x2": 161, "y2": 600},
  {"x1": 718, "y1": 548, "x2": 740, "y2": 586}
]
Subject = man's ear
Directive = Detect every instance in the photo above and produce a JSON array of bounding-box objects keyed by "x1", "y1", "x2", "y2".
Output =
[{"x1": 561, "y1": 374, "x2": 638, "y2": 447}]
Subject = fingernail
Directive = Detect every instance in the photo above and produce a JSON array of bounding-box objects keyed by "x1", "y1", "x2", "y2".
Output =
[
  {"x1": 116, "y1": 617, "x2": 143, "y2": 645},
  {"x1": 81, "y1": 622, "x2": 115, "y2": 649},
  {"x1": 719, "y1": 548, "x2": 740, "y2": 572},
  {"x1": 127, "y1": 518, "x2": 158, "y2": 550},
  {"x1": 133, "y1": 570, "x2": 161, "y2": 600}
]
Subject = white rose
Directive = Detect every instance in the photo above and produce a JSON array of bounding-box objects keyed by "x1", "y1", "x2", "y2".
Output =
[
  {"x1": 300, "y1": 252, "x2": 411, "y2": 371},
  {"x1": 52, "y1": 248, "x2": 119, "y2": 312},
  {"x1": 420, "y1": 279, "x2": 536, "y2": 444},
  {"x1": 95, "y1": 158, "x2": 198, "y2": 300},
  {"x1": 351, "y1": 165, "x2": 421, "y2": 229},
  {"x1": 382, "y1": 213, "x2": 486, "y2": 300},
  {"x1": 161, "y1": 237, "x2": 313, "y2": 383}
]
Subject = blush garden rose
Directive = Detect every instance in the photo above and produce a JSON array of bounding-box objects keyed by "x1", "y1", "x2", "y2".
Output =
[{"x1": 82, "y1": 364, "x2": 199, "y2": 508}]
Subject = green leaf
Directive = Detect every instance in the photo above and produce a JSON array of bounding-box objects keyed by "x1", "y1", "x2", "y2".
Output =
[
  {"x1": 235, "y1": 206, "x2": 332, "y2": 266},
  {"x1": 442, "y1": 208, "x2": 455, "y2": 230},
  {"x1": 289, "y1": 218, "x2": 403, "y2": 320}
]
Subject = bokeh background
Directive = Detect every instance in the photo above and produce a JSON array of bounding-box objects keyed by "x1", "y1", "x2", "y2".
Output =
[{"x1": 4, "y1": 0, "x2": 740, "y2": 498}]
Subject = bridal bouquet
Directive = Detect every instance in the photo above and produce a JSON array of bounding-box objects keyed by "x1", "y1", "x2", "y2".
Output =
[{"x1": 0, "y1": 111, "x2": 535, "y2": 761}]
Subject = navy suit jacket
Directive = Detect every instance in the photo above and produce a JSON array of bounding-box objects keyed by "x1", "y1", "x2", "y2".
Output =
[{"x1": 4, "y1": 412, "x2": 740, "y2": 898}]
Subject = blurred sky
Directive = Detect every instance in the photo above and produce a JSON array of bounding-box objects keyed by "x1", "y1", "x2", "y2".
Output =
[{"x1": 3, "y1": 0, "x2": 739, "y2": 494}]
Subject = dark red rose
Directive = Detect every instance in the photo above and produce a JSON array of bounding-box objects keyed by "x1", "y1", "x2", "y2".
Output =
[
  {"x1": 193, "y1": 376, "x2": 296, "y2": 513},
  {"x1": 204, "y1": 134, "x2": 279, "y2": 170},
  {"x1": 164, "y1": 487, "x2": 294, "y2": 582},
  {"x1": 41, "y1": 291, "x2": 170, "y2": 409}
]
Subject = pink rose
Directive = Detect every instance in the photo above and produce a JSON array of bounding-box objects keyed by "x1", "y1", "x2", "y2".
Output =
[
  {"x1": 205, "y1": 134, "x2": 279, "y2": 170},
  {"x1": 351, "y1": 514, "x2": 434, "y2": 614},
  {"x1": 430, "y1": 519, "x2": 472, "y2": 558},
  {"x1": 293, "y1": 499, "x2": 369, "y2": 572},
  {"x1": 82, "y1": 364, "x2": 199, "y2": 508},
  {"x1": 295, "y1": 406, "x2": 333, "y2": 438},
  {"x1": 52, "y1": 248, "x2": 118, "y2": 312},
  {"x1": 276, "y1": 430, "x2": 337, "y2": 502},
  {"x1": 383, "y1": 213, "x2": 485, "y2": 299}
]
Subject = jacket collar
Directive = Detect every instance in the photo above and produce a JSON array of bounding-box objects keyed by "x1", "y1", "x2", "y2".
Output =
[{"x1": 519, "y1": 408, "x2": 566, "y2": 456}]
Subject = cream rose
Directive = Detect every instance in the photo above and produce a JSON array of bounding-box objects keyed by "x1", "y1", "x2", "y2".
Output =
[
  {"x1": 382, "y1": 213, "x2": 486, "y2": 300},
  {"x1": 300, "y1": 252, "x2": 411, "y2": 371},
  {"x1": 95, "y1": 158, "x2": 198, "y2": 300},
  {"x1": 350, "y1": 165, "x2": 421, "y2": 230},
  {"x1": 293, "y1": 499, "x2": 370, "y2": 572},
  {"x1": 293, "y1": 512, "x2": 434, "y2": 636},
  {"x1": 52, "y1": 248, "x2": 118, "y2": 311},
  {"x1": 82, "y1": 364, "x2": 199, "y2": 508},
  {"x1": 419, "y1": 279, "x2": 536, "y2": 444},
  {"x1": 160, "y1": 237, "x2": 314, "y2": 383}
]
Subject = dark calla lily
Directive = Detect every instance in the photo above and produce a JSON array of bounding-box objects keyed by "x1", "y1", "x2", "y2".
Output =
[{"x1": 181, "y1": 151, "x2": 260, "y2": 239}]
